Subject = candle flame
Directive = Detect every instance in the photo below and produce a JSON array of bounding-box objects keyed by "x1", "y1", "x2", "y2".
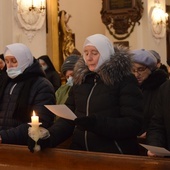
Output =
[{"x1": 33, "y1": 111, "x2": 36, "y2": 116}]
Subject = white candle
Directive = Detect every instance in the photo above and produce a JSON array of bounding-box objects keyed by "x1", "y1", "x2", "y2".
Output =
[
  {"x1": 31, "y1": 111, "x2": 39, "y2": 124},
  {"x1": 29, "y1": 111, "x2": 41, "y2": 152}
]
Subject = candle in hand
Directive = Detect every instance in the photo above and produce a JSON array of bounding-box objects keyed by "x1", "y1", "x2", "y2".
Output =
[
  {"x1": 31, "y1": 111, "x2": 39, "y2": 124},
  {"x1": 29, "y1": 111, "x2": 41, "y2": 152}
]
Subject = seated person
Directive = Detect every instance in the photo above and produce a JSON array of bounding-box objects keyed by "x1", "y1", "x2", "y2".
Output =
[
  {"x1": 0, "y1": 54, "x2": 6, "y2": 71},
  {"x1": 0, "y1": 54, "x2": 8, "y2": 84},
  {"x1": 0, "y1": 43, "x2": 55, "y2": 145},
  {"x1": 146, "y1": 79, "x2": 170, "y2": 156},
  {"x1": 131, "y1": 49, "x2": 168, "y2": 139},
  {"x1": 28, "y1": 34, "x2": 143, "y2": 155},
  {"x1": 149, "y1": 50, "x2": 169, "y2": 77},
  {"x1": 38, "y1": 55, "x2": 61, "y2": 91},
  {"x1": 55, "y1": 55, "x2": 80, "y2": 104}
]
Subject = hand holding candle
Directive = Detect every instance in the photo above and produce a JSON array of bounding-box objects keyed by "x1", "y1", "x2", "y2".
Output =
[{"x1": 28, "y1": 111, "x2": 42, "y2": 152}]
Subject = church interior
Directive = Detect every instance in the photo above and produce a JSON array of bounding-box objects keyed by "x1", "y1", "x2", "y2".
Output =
[{"x1": 0, "y1": 0, "x2": 170, "y2": 169}]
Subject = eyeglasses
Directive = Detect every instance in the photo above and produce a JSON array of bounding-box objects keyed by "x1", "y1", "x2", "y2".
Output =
[{"x1": 132, "y1": 66, "x2": 147, "y2": 74}]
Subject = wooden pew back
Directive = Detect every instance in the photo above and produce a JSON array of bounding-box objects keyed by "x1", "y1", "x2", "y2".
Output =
[{"x1": 0, "y1": 144, "x2": 169, "y2": 170}]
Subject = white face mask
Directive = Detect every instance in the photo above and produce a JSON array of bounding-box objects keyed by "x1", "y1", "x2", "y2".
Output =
[
  {"x1": 66, "y1": 76, "x2": 73, "y2": 86},
  {"x1": 42, "y1": 65, "x2": 48, "y2": 71},
  {"x1": 6, "y1": 67, "x2": 22, "y2": 79}
]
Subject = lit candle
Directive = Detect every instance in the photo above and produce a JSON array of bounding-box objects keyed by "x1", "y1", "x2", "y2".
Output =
[
  {"x1": 29, "y1": 111, "x2": 41, "y2": 152},
  {"x1": 31, "y1": 111, "x2": 39, "y2": 124}
]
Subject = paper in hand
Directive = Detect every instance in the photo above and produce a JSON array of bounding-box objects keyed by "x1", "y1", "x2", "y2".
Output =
[
  {"x1": 45, "y1": 104, "x2": 77, "y2": 120},
  {"x1": 140, "y1": 143, "x2": 170, "y2": 156}
]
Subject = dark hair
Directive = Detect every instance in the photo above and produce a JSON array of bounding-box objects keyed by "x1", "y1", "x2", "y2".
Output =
[
  {"x1": 0, "y1": 54, "x2": 6, "y2": 71},
  {"x1": 0, "y1": 54, "x2": 4, "y2": 61}
]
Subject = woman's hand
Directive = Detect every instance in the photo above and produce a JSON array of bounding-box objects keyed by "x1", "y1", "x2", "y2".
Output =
[
  {"x1": 138, "y1": 132, "x2": 146, "y2": 139},
  {"x1": 147, "y1": 150, "x2": 157, "y2": 157}
]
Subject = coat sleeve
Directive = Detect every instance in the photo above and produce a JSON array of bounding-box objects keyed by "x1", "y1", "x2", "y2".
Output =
[
  {"x1": 31, "y1": 77, "x2": 56, "y2": 128},
  {"x1": 0, "y1": 124, "x2": 29, "y2": 145},
  {"x1": 146, "y1": 84, "x2": 167, "y2": 147},
  {"x1": 47, "y1": 118, "x2": 75, "y2": 147}
]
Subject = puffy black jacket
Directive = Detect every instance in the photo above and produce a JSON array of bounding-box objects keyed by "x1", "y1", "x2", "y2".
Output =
[
  {"x1": 147, "y1": 80, "x2": 170, "y2": 150},
  {"x1": 139, "y1": 69, "x2": 168, "y2": 135},
  {"x1": 48, "y1": 47, "x2": 144, "y2": 155},
  {"x1": 0, "y1": 59, "x2": 55, "y2": 145},
  {"x1": 44, "y1": 69, "x2": 61, "y2": 91}
]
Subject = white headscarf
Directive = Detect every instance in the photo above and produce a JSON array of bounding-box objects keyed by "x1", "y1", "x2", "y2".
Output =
[
  {"x1": 4, "y1": 43, "x2": 33, "y2": 73},
  {"x1": 83, "y1": 34, "x2": 115, "y2": 71}
]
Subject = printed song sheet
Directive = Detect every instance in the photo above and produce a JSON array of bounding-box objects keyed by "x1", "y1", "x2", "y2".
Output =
[
  {"x1": 140, "y1": 144, "x2": 170, "y2": 156},
  {"x1": 45, "y1": 104, "x2": 77, "y2": 120}
]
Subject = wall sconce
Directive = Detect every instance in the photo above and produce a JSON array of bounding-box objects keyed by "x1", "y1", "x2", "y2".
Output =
[
  {"x1": 28, "y1": 0, "x2": 46, "y2": 12},
  {"x1": 13, "y1": 0, "x2": 46, "y2": 42},
  {"x1": 151, "y1": 0, "x2": 168, "y2": 40}
]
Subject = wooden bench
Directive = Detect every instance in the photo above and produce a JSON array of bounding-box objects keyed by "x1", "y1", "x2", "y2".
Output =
[{"x1": 0, "y1": 144, "x2": 169, "y2": 170}]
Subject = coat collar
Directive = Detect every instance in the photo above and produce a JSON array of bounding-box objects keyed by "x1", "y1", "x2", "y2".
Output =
[{"x1": 73, "y1": 46, "x2": 132, "y2": 86}]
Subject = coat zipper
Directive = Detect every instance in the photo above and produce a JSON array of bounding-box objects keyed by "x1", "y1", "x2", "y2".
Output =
[
  {"x1": 83, "y1": 78, "x2": 123, "y2": 154},
  {"x1": 114, "y1": 140, "x2": 123, "y2": 154},
  {"x1": 10, "y1": 83, "x2": 17, "y2": 95},
  {"x1": 85, "y1": 79, "x2": 97, "y2": 151}
]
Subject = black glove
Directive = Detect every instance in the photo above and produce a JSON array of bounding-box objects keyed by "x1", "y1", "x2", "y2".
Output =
[
  {"x1": 37, "y1": 137, "x2": 50, "y2": 150},
  {"x1": 28, "y1": 137, "x2": 50, "y2": 153},
  {"x1": 74, "y1": 115, "x2": 96, "y2": 131},
  {"x1": 28, "y1": 136, "x2": 36, "y2": 153}
]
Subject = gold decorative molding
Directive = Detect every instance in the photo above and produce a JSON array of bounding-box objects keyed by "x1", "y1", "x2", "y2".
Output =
[
  {"x1": 58, "y1": 10, "x2": 75, "y2": 66},
  {"x1": 46, "y1": 0, "x2": 60, "y2": 71}
]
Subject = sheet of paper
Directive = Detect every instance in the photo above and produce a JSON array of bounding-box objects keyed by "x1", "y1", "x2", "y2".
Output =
[
  {"x1": 45, "y1": 104, "x2": 77, "y2": 120},
  {"x1": 140, "y1": 143, "x2": 170, "y2": 156}
]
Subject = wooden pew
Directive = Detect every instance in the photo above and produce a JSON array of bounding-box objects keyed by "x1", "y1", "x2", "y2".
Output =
[{"x1": 0, "y1": 144, "x2": 169, "y2": 170}]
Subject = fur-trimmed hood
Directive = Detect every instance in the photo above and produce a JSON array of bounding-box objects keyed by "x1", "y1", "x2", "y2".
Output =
[{"x1": 73, "y1": 46, "x2": 133, "y2": 86}]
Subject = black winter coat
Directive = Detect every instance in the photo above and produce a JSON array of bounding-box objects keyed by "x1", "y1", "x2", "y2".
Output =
[
  {"x1": 146, "y1": 80, "x2": 170, "y2": 150},
  {"x1": 139, "y1": 69, "x2": 168, "y2": 135},
  {"x1": 48, "y1": 47, "x2": 143, "y2": 155},
  {"x1": 44, "y1": 69, "x2": 61, "y2": 91},
  {"x1": 0, "y1": 59, "x2": 55, "y2": 145}
]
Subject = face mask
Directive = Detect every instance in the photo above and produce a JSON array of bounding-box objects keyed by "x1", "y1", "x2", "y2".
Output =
[
  {"x1": 66, "y1": 76, "x2": 73, "y2": 86},
  {"x1": 6, "y1": 67, "x2": 22, "y2": 79},
  {"x1": 42, "y1": 65, "x2": 48, "y2": 71}
]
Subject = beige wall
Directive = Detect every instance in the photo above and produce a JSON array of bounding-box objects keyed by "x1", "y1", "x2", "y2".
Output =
[
  {"x1": 0, "y1": 0, "x2": 13, "y2": 53},
  {"x1": 0, "y1": 0, "x2": 46, "y2": 58},
  {"x1": 106, "y1": 0, "x2": 167, "y2": 65},
  {"x1": 59, "y1": 0, "x2": 105, "y2": 54},
  {"x1": 60, "y1": 0, "x2": 167, "y2": 65},
  {"x1": 167, "y1": 0, "x2": 170, "y2": 5},
  {"x1": 0, "y1": 0, "x2": 168, "y2": 65}
]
